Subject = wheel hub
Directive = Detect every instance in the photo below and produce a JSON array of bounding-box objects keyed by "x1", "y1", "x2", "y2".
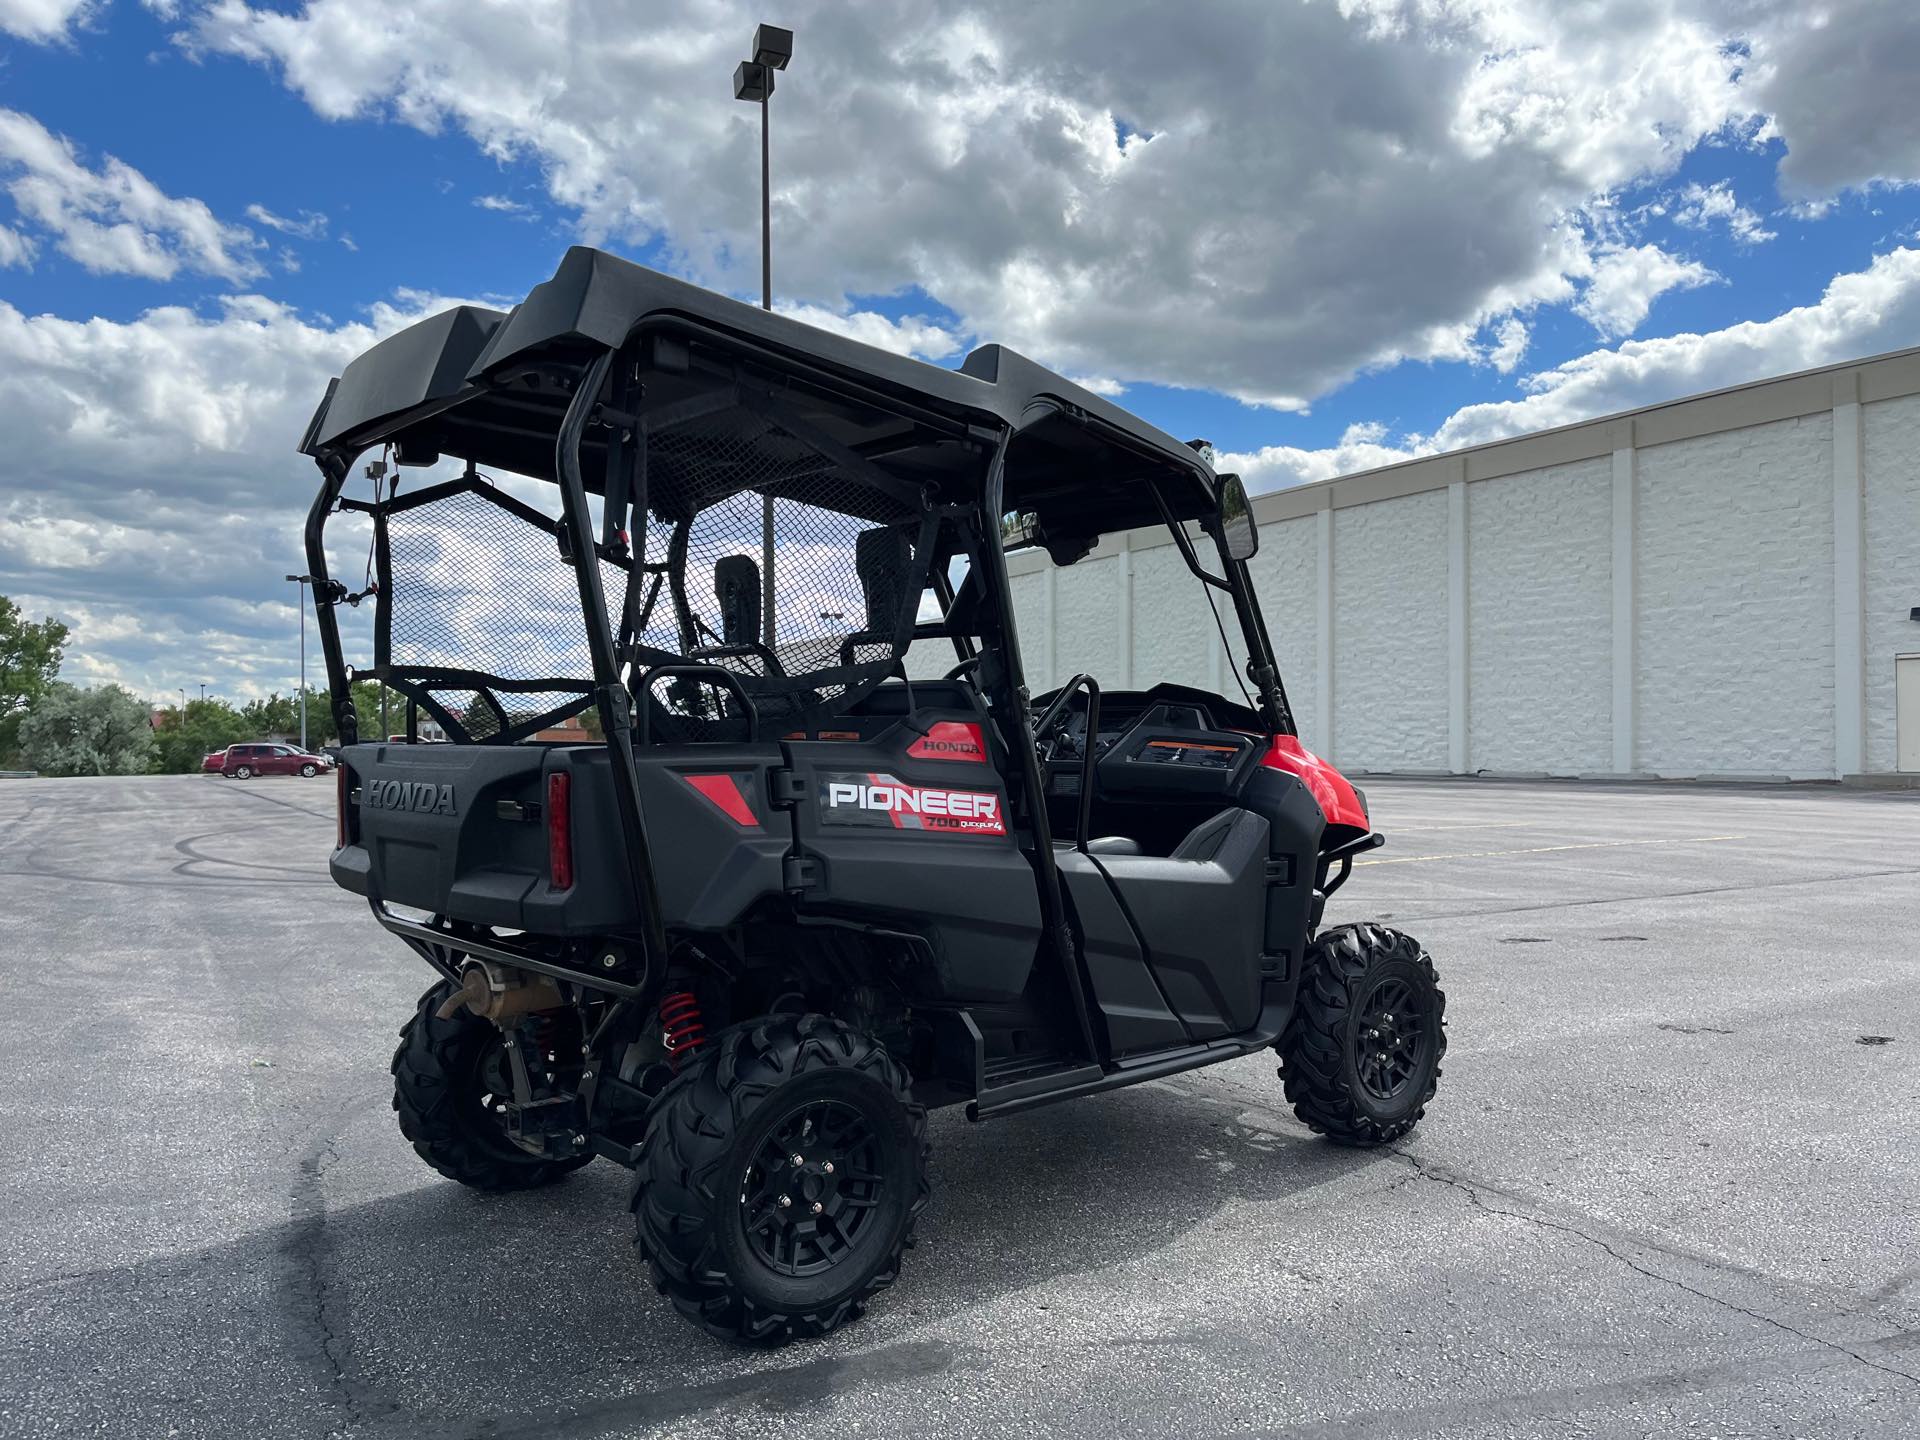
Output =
[
  {"x1": 1355, "y1": 979, "x2": 1427, "y2": 1101},
  {"x1": 739, "y1": 1099, "x2": 885, "y2": 1277}
]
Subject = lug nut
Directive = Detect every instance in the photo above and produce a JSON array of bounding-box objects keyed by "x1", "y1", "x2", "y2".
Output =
[
  {"x1": 777, "y1": 1194, "x2": 791, "y2": 1208},
  {"x1": 811, "y1": 1202, "x2": 823, "y2": 1215},
  {"x1": 822, "y1": 1162, "x2": 834, "y2": 1175},
  {"x1": 791, "y1": 1153, "x2": 804, "y2": 1166}
]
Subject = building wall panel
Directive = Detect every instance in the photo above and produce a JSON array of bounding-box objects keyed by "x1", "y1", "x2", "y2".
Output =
[
  {"x1": 1634, "y1": 413, "x2": 1835, "y2": 778},
  {"x1": 1332, "y1": 490, "x2": 1449, "y2": 771},
  {"x1": 1464, "y1": 457, "x2": 1613, "y2": 774},
  {"x1": 1863, "y1": 393, "x2": 1920, "y2": 773}
]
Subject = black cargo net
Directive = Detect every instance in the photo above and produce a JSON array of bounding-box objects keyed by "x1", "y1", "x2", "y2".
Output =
[
  {"x1": 362, "y1": 389, "x2": 936, "y2": 745},
  {"x1": 621, "y1": 395, "x2": 935, "y2": 742},
  {"x1": 371, "y1": 479, "x2": 625, "y2": 743}
]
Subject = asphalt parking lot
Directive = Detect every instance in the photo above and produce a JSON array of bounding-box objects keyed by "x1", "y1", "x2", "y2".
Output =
[{"x1": 1, "y1": 773, "x2": 1916, "y2": 1439}]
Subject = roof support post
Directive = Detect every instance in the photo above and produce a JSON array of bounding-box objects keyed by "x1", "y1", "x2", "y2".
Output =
[
  {"x1": 1114, "y1": 535, "x2": 1133, "y2": 689},
  {"x1": 555, "y1": 350, "x2": 666, "y2": 969},
  {"x1": 305, "y1": 450, "x2": 359, "y2": 746}
]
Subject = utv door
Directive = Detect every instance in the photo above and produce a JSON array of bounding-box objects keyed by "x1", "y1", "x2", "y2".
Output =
[{"x1": 780, "y1": 697, "x2": 1044, "y2": 1004}]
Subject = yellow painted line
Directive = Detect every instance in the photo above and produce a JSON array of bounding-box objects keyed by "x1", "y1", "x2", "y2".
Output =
[
  {"x1": 1355, "y1": 835, "x2": 1746, "y2": 866},
  {"x1": 1387, "y1": 820, "x2": 1544, "y2": 833}
]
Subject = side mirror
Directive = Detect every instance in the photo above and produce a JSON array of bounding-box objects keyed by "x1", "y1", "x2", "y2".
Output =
[
  {"x1": 1218, "y1": 473, "x2": 1257, "y2": 561},
  {"x1": 1000, "y1": 510, "x2": 1043, "y2": 550}
]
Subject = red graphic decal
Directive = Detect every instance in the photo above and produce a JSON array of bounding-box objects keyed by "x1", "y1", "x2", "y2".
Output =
[
  {"x1": 1260, "y1": 735, "x2": 1369, "y2": 831},
  {"x1": 907, "y1": 721, "x2": 987, "y2": 763},
  {"x1": 684, "y1": 772, "x2": 760, "y2": 827}
]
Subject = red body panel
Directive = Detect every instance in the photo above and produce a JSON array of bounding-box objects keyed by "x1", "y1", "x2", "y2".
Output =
[
  {"x1": 1260, "y1": 735, "x2": 1369, "y2": 833},
  {"x1": 906, "y1": 721, "x2": 987, "y2": 763}
]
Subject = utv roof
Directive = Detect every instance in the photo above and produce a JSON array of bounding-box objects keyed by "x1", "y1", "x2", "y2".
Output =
[{"x1": 301, "y1": 246, "x2": 1216, "y2": 530}]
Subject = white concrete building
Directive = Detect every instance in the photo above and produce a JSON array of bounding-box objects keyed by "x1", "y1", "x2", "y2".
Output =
[{"x1": 1001, "y1": 346, "x2": 1920, "y2": 781}]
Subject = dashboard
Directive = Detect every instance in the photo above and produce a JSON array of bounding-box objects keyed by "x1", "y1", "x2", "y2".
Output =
[{"x1": 1035, "y1": 684, "x2": 1264, "y2": 800}]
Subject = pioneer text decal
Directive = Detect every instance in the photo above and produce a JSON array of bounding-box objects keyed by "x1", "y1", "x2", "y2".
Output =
[{"x1": 819, "y1": 772, "x2": 1006, "y2": 835}]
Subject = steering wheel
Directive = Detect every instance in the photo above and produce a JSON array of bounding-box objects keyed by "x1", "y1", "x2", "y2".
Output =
[{"x1": 1029, "y1": 679, "x2": 1094, "y2": 763}]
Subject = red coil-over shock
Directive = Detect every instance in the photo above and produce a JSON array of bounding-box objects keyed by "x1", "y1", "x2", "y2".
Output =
[{"x1": 659, "y1": 991, "x2": 706, "y2": 1069}]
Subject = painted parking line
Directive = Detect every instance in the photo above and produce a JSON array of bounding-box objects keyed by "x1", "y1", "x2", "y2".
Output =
[
  {"x1": 1355, "y1": 835, "x2": 1746, "y2": 866},
  {"x1": 1387, "y1": 820, "x2": 1548, "y2": 833}
]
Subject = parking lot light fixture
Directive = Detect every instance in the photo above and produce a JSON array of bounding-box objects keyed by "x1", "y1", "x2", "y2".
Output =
[
  {"x1": 285, "y1": 573, "x2": 315, "y2": 751},
  {"x1": 735, "y1": 23, "x2": 792, "y2": 652}
]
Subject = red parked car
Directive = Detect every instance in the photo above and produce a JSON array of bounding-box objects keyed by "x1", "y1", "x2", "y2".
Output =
[
  {"x1": 201, "y1": 750, "x2": 227, "y2": 775},
  {"x1": 221, "y1": 743, "x2": 333, "y2": 779}
]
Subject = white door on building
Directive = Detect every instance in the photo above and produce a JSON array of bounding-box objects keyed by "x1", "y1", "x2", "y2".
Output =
[{"x1": 1899, "y1": 656, "x2": 1920, "y2": 772}]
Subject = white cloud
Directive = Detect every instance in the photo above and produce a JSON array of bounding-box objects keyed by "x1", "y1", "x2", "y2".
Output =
[
  {"x1": 164, "y1": 0, "x2": 1799, "y2": 410},
  {"x1": 0, "y1": 107, "x2": 265, "y2": 282},
  {"x1": 1672, "y1": 180, "x2": 1775, "y2": 245},
  {"x1": 1738, "y1": 1, "x2": 1920, "y2": 199},
  {"x1": 1231, "y1": 245, "x2": 1920, "y2": 490},
  {"x1": 0, "y1": 221, "x2": 34, "y2": 268},
  {"x1": 0, "y1": 291, "x2": 460, "y2": 698},
  {"x1": 1486, "y1": 317, "x2": 1530, "y2": 374},
  {"x1": 0, "y1": 0, "x2": 95, "y2": 41},
  {"x1": 1574, "y1": 244, "x2": 1716, "y2": 340},
  {"x1": 473, "y1": 193, "x2": 532, "y2": 216},
  {"x1": 1222, "y1": 421, "x2": 1431, "y2": 491},
  {"x1": 774, "y1": 302, "x2": 962, "y2": 361},
  {"x1": 244, "y1": 202, "x2": 328, "y2": 239}
]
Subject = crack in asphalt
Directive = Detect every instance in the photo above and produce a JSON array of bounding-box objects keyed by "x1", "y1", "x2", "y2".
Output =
[
  {"x1": 1392, "y1": 1150, "x2": 1920, "y2": 1389},
  {"x1": 282, "y1": 1103, "x2": 396, "y2": 1434}
]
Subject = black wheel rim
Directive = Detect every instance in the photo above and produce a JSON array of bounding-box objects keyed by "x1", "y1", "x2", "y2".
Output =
[
  {"x1": 738, "y1": 1100, "x2": 885, "y2": 1278},
  {"x1": 1354, "y1": 976, "x2": 1429, "y2": 1101}
]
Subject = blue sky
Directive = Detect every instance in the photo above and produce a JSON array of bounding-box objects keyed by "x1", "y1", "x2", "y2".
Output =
[{"x1": 3, "y1": 0, "x2": 1919, "y2": 701}]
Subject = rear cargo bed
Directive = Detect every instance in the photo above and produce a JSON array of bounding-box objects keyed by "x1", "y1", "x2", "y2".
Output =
[{"x1": 333, "y1": 742, "x2": 638, "y2": 934}]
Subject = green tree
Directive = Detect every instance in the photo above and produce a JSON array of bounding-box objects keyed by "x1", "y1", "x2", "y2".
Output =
[
  {"x1": 149, "y1": 698, "x2": 250, "y2": 773},
  {"x1": 346, "y1": 679, "x2": 401, "y2": 742},
  {"x1": 0, "y1": 596, "x2": 69, "y2": 764},
  {"x1": 19, "y1": 683, "x2": 155, "y2": 776},
  {"x1": 240, "y1": 692, "x2": 311, "y2": 742}
]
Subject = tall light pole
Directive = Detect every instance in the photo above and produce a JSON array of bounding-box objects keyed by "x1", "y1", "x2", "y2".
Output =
[
  {"x1": 199, "y1": 683, "x2": 208, "y2": 703},
  {"x1": 735, "y1": 23, "x2": 792, "y2": 652},
  {"x1": 285, "y1": 573, "x2": 314, "y2": 750}
]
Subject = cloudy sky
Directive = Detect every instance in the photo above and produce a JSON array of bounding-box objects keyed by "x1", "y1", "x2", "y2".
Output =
[{"x1": 3, "y1": 0, "x2": 1919, "y2": 701}]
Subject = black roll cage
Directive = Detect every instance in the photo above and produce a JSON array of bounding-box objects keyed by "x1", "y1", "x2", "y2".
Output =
[{"x1": 304, "y1": 315, "x2": 1292, "y2": 998}]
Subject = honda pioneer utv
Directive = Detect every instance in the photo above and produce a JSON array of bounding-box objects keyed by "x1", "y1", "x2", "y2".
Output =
[{"x1": 299, "y1": 246, "x2": 1446, "y2": 1343}]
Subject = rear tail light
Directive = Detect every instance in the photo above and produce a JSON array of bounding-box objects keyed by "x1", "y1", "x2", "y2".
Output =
[
  {"x1": 335, "y1": 764, "x2": 350, "y2": 848},
  {"x1": 546, "y1": 771, "x2": 574, "y2": 890}
]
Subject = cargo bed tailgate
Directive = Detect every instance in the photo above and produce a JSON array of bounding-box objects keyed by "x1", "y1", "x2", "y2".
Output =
[{"x1": 333, "y1": 742, "x2": 637, "y2": 934}]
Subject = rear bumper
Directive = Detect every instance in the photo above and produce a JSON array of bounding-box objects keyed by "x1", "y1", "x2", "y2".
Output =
[{"x1": 368, "y1": 899, "x2": 649, "y2": 999}]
